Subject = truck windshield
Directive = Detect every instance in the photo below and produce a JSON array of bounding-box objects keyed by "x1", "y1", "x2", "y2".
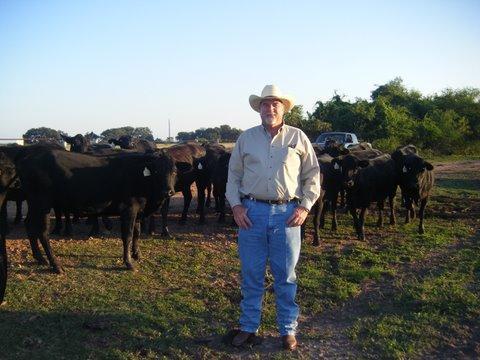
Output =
[{"x1": 316, "y1": 133, "x2": 346, "y2": 143}]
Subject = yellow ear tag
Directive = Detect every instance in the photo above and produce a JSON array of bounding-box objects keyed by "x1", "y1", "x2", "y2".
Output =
[{"x1": 143, "y1": 167, "x2": 151, "y2": 177}]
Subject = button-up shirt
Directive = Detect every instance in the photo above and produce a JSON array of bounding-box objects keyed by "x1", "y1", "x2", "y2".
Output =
[{"x1": 226, "y1": 124, "x2": 320, "y2": 211}]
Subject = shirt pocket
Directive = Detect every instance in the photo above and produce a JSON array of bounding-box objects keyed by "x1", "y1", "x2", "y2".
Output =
[{"x1": 281, "y1": 146, "x2": 302, "y2": 166}]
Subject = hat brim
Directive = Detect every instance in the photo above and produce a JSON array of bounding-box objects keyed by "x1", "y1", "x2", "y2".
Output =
[{"x1": 249, "y1": 95, "x2": 294, "y2": 113}]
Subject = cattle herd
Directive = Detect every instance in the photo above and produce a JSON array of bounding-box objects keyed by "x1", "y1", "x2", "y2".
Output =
[{"x1": 0, "y1": 134, "x2": 434, "y2": 303}]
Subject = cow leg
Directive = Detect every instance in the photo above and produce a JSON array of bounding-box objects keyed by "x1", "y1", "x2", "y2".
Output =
[
  {"x1": 340, "y1": 189, "x2": 346, "y2": 208},
  {"x1": 217, "y1": 194, "x2": 226, "y2": 223},
  {"x1": 72, "y1": 212, "x2": 80, "y2": 224},
  {"x1": 0, "y1": 202, "x2": 7, "y2": 303},
  {"x1": 358, "y1": 207, "x2": 367, "y2": 241},
  {"x1": 50, "y1": 207, "x2": 63, "y2": 235},
  {"x1": 331, "y1": 193, "x2": 339, "y2": 231},
  {"x1": 0, "y1": 235, "x2": 6, "y2": 304},
  {"x1": 312, "y1": 201, "x2": 321, "y2": 246},
  {"x1": 349, "y1": 207, "x2": 359, "y2": 233},
  {"x1": 376, "y1": 201, "x2": 384, "y2": 228},
  {"x1": 25, "y1": 210, "x2": 47, "y2": 265},
  {"x1": 88, "y1": 215, "x2": 100, "y2": 237},
  {"x1": 1, "y1": 202, "x2": 9, "y2": 236},
  {"x1": 0, "y1": 232, "x2": 6, "y2": 304},
  {"x1": 388, "y1": 194, "x2": 396, "y2": 225},
  {"x1": 160, "y1": 198, "x2": 171, "y2": 238},
  {"x1": 37, "y1": 213, "x2": 64, "y2": 274},
  {"x1": 14, "y1": 200, "x2": 23, "y2": 224},
  {"x1": 63, "y1": 211, "x2": 72, "y2": 237},
  {"x1": 120, "y1": 208, "x2": 137, "y2": 270},
  {"x1": 195, "y1": 180, "x2": 207, "y2": 225},
  {"x1": 418, "y1": 198, "x2": 428, "y2": 234},
  {"x1": 148, "y1": 214, "x2": 156, "y2": 235},
  {"x1": 180, "y1": 187, "x2": 192, "y2": 224},
  {"x1": 404, "y1": 197, "x2": 413, "y2": 224},
  {"x1": 102, "y1": 216, "x2": 113, "y2": 231},
  {"x1": 132, "y1": 218, "x2": 141, "y2": 261},
  {"x1": 410, "y1": 204, "x2": 416, "y2": 220},
  {"x1": 205, "y1": 183, "x2": 212, "y2": 208},
  {"x1": 319, "y1": 201, "x2": 326, "y2": 229}
]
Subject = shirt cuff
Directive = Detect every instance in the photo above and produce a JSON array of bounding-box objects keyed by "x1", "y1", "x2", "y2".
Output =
[
  {"x1": 227, "y1": 196, "x2": 242, "y2": 208},
  {"x1": 300, "y1": 198, "x2": 315, "y2": 212}
]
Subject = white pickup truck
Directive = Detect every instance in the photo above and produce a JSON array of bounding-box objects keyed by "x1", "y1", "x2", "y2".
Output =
[{"x1": 313, "y1": 132, "x2": 360, "y2": 150}]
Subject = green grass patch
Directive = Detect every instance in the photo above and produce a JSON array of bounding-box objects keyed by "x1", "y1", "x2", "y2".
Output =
[{"x1": 1, "y1": 159, "x2": 478, "y2": 358}]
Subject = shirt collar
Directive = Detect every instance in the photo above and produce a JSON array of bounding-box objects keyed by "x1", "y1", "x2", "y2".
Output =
[{"x1": 262, "y1": 122, "x2": 285, "y2": 136}]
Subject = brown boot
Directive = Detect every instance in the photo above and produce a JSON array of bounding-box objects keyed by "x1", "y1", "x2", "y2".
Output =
[
  {"x1": 231, "y1": 330, "x2": 254, "y2": 347},
  {"x1": 282, "y1": 334, "x2": 297, "y2": 351}
]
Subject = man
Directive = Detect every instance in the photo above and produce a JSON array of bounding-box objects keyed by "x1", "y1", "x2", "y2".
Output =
[{"x1": 226, "y1": 85, "x2": 320, "y2": 350}]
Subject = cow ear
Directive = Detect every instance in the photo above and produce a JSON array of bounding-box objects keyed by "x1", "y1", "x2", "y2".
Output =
[
  {"x1": 340, "y1": 148, "x2": 350, "y2": 155},
  {"x1": 61, "y1": 135, "x2": 71, "y2": 143},
  {"x1": 424, "y1": 161, "x2": 433, "y2": 171},
  {"x1": 358, "y1": 160, "x2": 370, "y2": 168},
  {"x1": 391, "y1": 150, "x2": 403, "y2": 163}
]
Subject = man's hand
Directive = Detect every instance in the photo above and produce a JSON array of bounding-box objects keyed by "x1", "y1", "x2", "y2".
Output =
[
  {"x1": 286, "y1": 206, "x2": 309, "y2": 227},
  {"x1": 232, "y1": 205, "x2": 252, "y2": 229}
]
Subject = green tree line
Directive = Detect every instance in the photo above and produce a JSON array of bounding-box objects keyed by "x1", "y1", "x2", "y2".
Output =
[
  {"x1": 285, "y1": 78, "x2": 480, "y2": 154},
  {"x1": 176, "y1": 124, "x2": 243, "y2": 142},
  {"x1": 21, "y1": 79, "x2": 480, "y2": 153}
]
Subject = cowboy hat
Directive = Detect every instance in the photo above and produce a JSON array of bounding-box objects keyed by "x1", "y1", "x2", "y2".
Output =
[{"x1": 249, "y1": 85, "x2": 295, "y2": 113}]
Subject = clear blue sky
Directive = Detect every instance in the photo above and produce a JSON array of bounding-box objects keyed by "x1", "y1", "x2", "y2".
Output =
[{"x1": 1, "y1": 0, "x2": 479, "y2": 140}]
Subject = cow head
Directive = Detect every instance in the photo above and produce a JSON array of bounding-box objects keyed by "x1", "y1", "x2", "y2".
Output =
[
  {"x1": 396, "y1": 153, "x2": 433, "y2": 193},
  {"x1": 320, "y1": 140, "x2": 349, "y2": 157},
  {"x1": 213, "y1": 152, "x2": 231, "y2": 192},
  {"x1": 117, "y1": 135, "x2": 134, "y2": 149},
  {"x1": 332, "y1": 154, "x2": 369, "y2": 189},
  {"x1": 146, "y1": 151, "x2": 177, "y2": 201},
  {"x1": 62, "y1": 134, "x2": 89, "y2": 153},
  {"x1": 0, "y1": 152, "x2": 17, "y2": 205}
]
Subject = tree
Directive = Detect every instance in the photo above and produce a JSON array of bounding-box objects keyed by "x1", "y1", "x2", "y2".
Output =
[
  {"x1": 432, "y1": 88, "x2": 480, "y2": 139},
  {"x1": 132, "y1": 127, "x2": 154, "y2": 141},
  {"x1": 176, "y1": 131, "x2": 196, "y2": 141},
  {"x1": 100, "y1": 127, "x2": 153, "y2": 141},
  {"x1": 23, "y1": 127, "x2": 65, "y2": 143}
]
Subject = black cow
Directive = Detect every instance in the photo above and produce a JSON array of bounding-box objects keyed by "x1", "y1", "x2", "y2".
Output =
[
  {"x1": 108, "y1": 135, "x2": 156, "y2": 152},
  {"x1": 0, "y1": 145, "x2": 66, "y2": 235},
  {"x1": 391, "y1": 145, "x2": 418, "y2": 220},
  {"x1": 61, "y1": 134, "x2": 123, "y2": 235},
  {"x1": 62, "y1": 134, "x2": 113, "y2": 155},
  {"x1": 201, "y1": 143, "x2": 227, "y2": 210},
  {"x1": 334, "y1": 154, "x2": 398, "y2": 240},
  {"x1": 211, "y1": 151, "x2": 232, "y2": 223},
  {"x1": 311, "y1": 153, "x2": 337, "y2": 245},
  {"x1": 146, "y1": 143, "x2": 207, "y2": 237},
  {"x1": 0, "y1": 151, "x2": 19, "y2": 303},
  {"x1": 15, "y1": 146, "x2": 176, "y2": 273},
  {"x1": 392, "y1": 149, "x2": 434, "y2": 233}
]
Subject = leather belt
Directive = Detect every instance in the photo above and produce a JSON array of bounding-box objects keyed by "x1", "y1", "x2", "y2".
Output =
[{"x1": 241, "y1": 195, "x2": 298, "y2": 205}]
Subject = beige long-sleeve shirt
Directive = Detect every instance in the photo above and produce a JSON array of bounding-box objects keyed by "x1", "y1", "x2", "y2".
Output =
[{"x1": 226, "y1": 124, "x2": 320, "y2": 211}]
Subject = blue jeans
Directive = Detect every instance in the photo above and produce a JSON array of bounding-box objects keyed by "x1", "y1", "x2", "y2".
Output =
[{"x1": 237, "y1": 198, "x2": 301, "y2": 336}]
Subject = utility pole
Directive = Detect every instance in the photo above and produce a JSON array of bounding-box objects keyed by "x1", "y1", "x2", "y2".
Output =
[{"x1": 168, "y1": 118, "x2": 171, "y2": 143}]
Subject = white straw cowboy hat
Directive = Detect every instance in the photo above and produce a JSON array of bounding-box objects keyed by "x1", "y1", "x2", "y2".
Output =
[{"x1": 249, "y1": 85, "x2": 295, "y2": 113}]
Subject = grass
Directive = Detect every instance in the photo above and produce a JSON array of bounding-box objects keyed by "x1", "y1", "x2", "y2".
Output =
[{"x1": 1, "y1": 159, "x2": 479, "y2": 359}]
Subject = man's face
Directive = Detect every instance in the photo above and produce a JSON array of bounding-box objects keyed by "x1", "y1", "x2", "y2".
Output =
[{"x1": 260, "y1": 98, "x2": 285, "y2": 127}]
